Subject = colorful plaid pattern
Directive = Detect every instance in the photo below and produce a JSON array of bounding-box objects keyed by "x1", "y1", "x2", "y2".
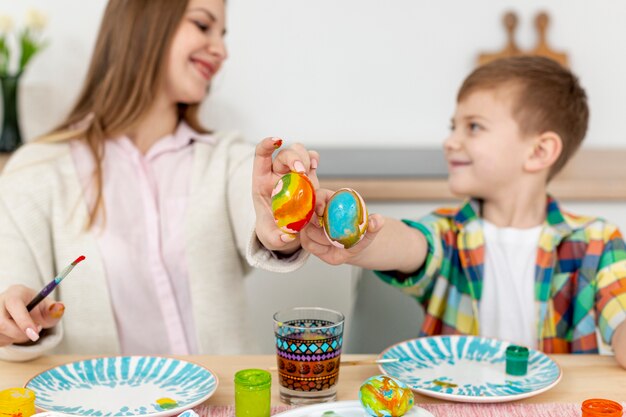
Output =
[{"x1": 376, "y1": 197, "x2": 626, "y2": 353}]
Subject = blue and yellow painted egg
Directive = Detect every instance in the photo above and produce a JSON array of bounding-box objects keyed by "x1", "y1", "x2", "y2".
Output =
[
  {"x1": 322, "y1": 188, "x2": 368, "y2": 249},
  {"x1": 359, "y1": 375, "x2": 414, "y2": 417}
]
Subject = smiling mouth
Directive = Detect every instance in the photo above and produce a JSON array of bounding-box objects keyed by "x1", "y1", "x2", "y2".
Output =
[
  {"x1": 449, "y1": 161, "x2": 472, "y2": 168},
  {"x1": 191, "y1": 59, "x2": 215, "y2": 80}
]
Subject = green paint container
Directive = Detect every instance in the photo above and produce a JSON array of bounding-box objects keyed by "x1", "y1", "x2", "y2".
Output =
[
  {"x1": 505, "y1": 345, "x2": 529, "y2": 376},
  {"x1": 235, "y1": 369, "x2": 271, "y2": 417}
]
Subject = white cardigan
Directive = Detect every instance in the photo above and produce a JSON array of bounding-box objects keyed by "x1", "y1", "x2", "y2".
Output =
[{"x1": 0, "y1": 132, "x2": 308, "y2": 361}]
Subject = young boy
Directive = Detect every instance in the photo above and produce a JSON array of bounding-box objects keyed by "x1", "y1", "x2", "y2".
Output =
[{"x1": 301, "y1": 56, "x2": 626, "y2": 367}]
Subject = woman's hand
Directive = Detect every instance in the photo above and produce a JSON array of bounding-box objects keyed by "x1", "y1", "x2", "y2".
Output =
[
  {"x1": 252, "y1": 137, "x2": 320, "y2": 254},
  {"x1": 0, "y1": 285, "x2": 65, "y2": 347},
  {"x1": 300, "y1": 188, "x2": 385, "y2": 266}
]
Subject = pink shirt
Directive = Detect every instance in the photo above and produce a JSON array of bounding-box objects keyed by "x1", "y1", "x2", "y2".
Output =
[{"x1": 70, "y1": 122, "x2": 217, "y2": 355}]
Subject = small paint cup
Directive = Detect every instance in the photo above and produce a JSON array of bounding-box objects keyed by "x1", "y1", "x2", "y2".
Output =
[
  {"x1": 0, "y1": 388, "x2": 36, "y2": 417},
  {"x1": 505, "y1": 345, "x2": 529, "y2": 376},
  {"x1": 582, "y1": 398, "x2": 623, "y2": 417},
  {"x1": 234, "y1": 369, "x2": 271, "y2": 417}
]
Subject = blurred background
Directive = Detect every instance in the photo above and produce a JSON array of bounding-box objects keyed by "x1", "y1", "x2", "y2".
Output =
[
  {"x1": 0, "y1": 0, "x2": 622, "y2": 149},
  {"x1": 0, "y1": 0, "x2": 624, "y2": 354}
]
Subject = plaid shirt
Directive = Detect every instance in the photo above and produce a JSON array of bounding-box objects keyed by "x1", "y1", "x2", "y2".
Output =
[{"x1": 376, "y1": 196, "x2": 626, "y2": 353}]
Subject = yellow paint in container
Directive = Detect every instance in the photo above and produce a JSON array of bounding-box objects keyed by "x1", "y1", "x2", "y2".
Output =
[{"x1": 0, "y1": 388, "x2": 36, "y2": 417}]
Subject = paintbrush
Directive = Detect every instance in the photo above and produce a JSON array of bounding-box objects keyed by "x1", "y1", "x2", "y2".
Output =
[
  {"x1": 268, "y1": 357, "x2": 400, "y2": 371},
  {"x1": 340, "y1": 358, "x2": 402, "y2": 366},
  {"x1": 26, "y1": 256, "x2": 85, "y2": 312}
]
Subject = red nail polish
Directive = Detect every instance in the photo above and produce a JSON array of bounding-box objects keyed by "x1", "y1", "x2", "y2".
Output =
[{"x1": 273, "y1": 139, "x2": 283, "y2": 149}]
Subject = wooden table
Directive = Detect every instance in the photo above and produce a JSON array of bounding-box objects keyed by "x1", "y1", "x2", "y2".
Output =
[{"x1": 1, "y1": 354, "x2": 625, "y2": 405}]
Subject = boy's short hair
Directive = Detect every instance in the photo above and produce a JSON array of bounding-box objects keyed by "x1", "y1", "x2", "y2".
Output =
[{"x1": 457, "y1": 56, "x2": 589, "y2": 179}]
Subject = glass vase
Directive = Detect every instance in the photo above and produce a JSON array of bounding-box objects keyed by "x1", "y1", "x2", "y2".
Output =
[{"x1": 0, "y1": 74, "x2": 23, "y2": 153}]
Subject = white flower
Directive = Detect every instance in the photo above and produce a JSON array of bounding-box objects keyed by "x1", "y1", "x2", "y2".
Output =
[
  {"x1": 25, "y1": 9, "x2": 47, "y2": 32},
  {"x1": 0, "y1": 15, "x2": 14, "y2": 33}
]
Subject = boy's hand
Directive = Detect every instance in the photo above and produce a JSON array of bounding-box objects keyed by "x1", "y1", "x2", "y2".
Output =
[
  {"x1": 613, "y1": 321, "x2": 626, "y2": 369},
  {"x1": 300, "y1": 188, "x2": 385, "y2": 265},
  {"x1": 252, "y1": 137, "x2": 319, "y2": 254},
  {"x1": 0, "y1": 285, "x2": 65, "y2": 347}
]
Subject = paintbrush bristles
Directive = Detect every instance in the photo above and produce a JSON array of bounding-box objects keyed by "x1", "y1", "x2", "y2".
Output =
[{"x1": 72, "y1": 255, "x2": 86, "y2": 265}]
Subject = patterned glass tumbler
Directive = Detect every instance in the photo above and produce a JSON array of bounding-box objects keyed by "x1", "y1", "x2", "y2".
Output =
[{"x1": 273, "y1": 307, "x2": 345, "y2": 405}]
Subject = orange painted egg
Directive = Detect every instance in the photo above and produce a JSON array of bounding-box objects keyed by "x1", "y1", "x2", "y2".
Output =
[
  {"x1": 271, "y1": 172, "x2": 316, "y2": 234},
  {"x1": 322, "y1": 188, "x2": 368, "y2": 249}
]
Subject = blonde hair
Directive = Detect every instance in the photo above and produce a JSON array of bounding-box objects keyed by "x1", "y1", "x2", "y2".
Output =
[{"x1": 40, "y1": 0, "x2": 209, "y2": 226}]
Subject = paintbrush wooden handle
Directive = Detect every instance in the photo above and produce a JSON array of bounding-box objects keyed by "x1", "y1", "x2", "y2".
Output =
[
  {"x1": 340, "y1": 360, "x2": 381, "y2": 366},
  {"x1": 268, "y1": 358, "x2": 399, "y2": 371},
  {"x1": 340, "y1": 358, "x2": 399, "y2": 366}
]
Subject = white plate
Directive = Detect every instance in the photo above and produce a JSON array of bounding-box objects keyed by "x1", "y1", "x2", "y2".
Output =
[
  {"x1": 379, "y1": 335, "x2": 562, "y2": 403},
  {"x1": 25, "y1": 356, "x2": 217, "y2": 416},
  {"x1": 273, "y1": 400, "x2": 434, "y2": 417}
]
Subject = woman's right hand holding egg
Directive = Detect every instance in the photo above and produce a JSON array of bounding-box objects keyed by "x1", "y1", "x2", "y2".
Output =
[{"x1": 252, "y1": 137, "x2": 319, "y2": 254}]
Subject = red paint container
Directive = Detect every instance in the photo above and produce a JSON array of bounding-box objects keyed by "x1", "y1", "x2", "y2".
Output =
[{"x1": 582, "y1": 398, "x2": 623, "y2": 417}]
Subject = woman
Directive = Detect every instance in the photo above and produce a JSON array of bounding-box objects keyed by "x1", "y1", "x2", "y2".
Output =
[{"x1": 0, "y1": 0, "x2": 317, "y2": 360}]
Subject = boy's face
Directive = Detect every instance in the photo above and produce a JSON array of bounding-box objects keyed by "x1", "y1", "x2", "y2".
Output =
[{"x1": 444, "y1": 87, "x2": 534, "y2": 199}]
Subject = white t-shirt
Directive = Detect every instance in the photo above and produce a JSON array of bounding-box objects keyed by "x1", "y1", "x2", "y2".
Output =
[{"x1": 480, "y1": 220, "x2": 542, "y2": 348}]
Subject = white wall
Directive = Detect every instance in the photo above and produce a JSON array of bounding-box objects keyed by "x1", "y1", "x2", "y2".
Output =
[
  {"x1": 0, "y1": 0, "x2": 625, "y2": 149},
  {"x1": 3, "y1": 1, "x2": 626, "y2": 354}
]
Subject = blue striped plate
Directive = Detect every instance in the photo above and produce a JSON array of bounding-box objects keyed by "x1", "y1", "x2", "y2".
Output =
[
  {"x1": 25, "y1": 356, "x2": 217, "y2": 416},
  {"x1": 379, "y1": 336, "x2": 561, "y2": 403}
]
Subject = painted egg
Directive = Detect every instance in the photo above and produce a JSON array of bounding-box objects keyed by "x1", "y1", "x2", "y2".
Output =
[
  {"x1": 322, "y1": 188, "x2": 368, "y2": 249},
  {"x1": 359, "y1": 375, "x2": 414, "y2": 417},
  {"x1": 271, "y1": 172, "x2": 316, "y2": 234}
]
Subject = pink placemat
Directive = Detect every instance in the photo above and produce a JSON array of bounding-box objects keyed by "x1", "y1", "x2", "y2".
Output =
[{"x1": 194, "y1": 402, "x2": 618, "y2": 417}]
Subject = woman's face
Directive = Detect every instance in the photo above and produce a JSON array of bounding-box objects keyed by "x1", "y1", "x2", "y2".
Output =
[{"x1": 164, "y1": 0, "x2": 227, "y2": 104}]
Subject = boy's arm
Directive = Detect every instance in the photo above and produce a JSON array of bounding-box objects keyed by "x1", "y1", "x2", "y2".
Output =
[
  {"x1": 300, "y1": 189, "x2": 429, "y2": 273},
  {"x1": 613, "y1": 321, "x2": 626, "y2": 369},
  {"x1": 595, "y1": 223, "x2": 626, "y2": 367},
  {"x1": 346, "y1": 216, "x2": 428, "y2": 272}
]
